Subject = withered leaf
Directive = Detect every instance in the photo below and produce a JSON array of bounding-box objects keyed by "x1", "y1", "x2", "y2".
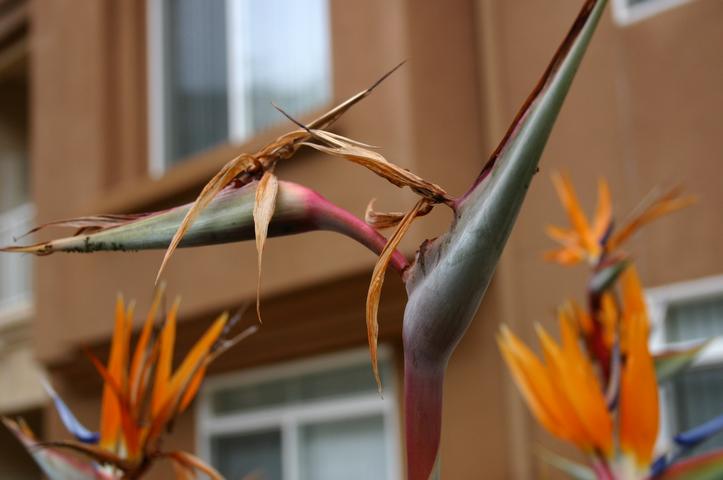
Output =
[
  {"x1": 253, "y1": 171, "x2": 279, "y2": 323},
  {"x1": 302, "y1": 130, "x2": 449, "y2": 203},
  {"x1": 366, "y1": 199, "x2": 428, "y2": 394},
  {"x1": 156, "y1": 153, "x2": 257, "y2": 283},
  {"x1": 365, "y1": 198, "x2": 434, "y2": 230},
  {"x1": 154, "y1": 64, "x2": 407, "y2": 282}
]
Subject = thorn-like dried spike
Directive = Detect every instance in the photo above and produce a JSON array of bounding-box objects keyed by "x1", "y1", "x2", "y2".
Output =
[
  {"x1": 366, "y1": 198, "x2": 403, "y2": 229},
  {"x1": 306, "y1": 60, "x2": 407, "y2": 130},
  {"x1": 365, "y1": 198, "x2": 434, "y2": 230},
  {"x1": 253, "y1": 171, "x2": 279, "y2": 323},
  {"x1": 208, "y1": 324, "x2": 259, "y2": 363},
  {"x1": 367, "y1": 199, "x2": 427, "y2": 394}
]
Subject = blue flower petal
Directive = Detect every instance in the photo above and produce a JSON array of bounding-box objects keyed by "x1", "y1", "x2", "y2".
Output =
[
  {"x1": 675, "y1": 413, "x2": 723, "y2": 448},
  {"x1": 42, "y1": 379, "x2": 100, "y2": 444}
]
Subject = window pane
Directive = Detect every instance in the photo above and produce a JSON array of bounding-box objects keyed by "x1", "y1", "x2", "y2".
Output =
[
  {"x1": 160, "y1": 0, "x2": 330, "y2": 167},
  {"x1": 672, "y1": 365, "x2": 723, "y2": 456},
  {"x1": 0, "y1": 80, "x2": 29, "y2": 212},
  {"x1": 164, "y1": 0, "x2": 229, "y2": 164},
  {"x1": 211, "y1": 429, "x2": 282, "y2": 480},
  {"x1": 665, "y1": 295, "x2": 723, "y2": 343},
  {"x1": 299, "y1": 415, "x2": 388, "y2": 480},
  {"x1": 229, "y1": 0, "x2": 331, "y2": 135}
]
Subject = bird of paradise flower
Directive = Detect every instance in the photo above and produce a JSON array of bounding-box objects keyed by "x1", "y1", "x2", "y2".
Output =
[
  {"x1": 3, "y1": 287, "x2": 256, "y2": 480},
  {"x1": 499, "y1": 175, "x2": 723, "y2": 479}
]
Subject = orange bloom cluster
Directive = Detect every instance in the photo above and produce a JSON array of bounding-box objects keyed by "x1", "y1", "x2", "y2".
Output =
[
  {"x1": 497, "y1": 174, "x2": 698, "y2": 478},
  {"x1": 545, "y1": 172, "x2": 695, "y2": 266},
  {"x1": 6, "y1": 288, "x2": 255, "y2": 479},
  {"x1": 500, "y1": 265, "x2": 659, "y2": 473}
]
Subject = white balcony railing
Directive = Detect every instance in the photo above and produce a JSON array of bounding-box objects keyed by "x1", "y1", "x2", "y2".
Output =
[{"x1": 0, "y1": 203, "x2": 34, "y2": 315}]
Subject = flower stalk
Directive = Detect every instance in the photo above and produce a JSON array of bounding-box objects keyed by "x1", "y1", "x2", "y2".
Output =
[{"x1": 400, "y1": 1, "x2": 608, "y2": 477}]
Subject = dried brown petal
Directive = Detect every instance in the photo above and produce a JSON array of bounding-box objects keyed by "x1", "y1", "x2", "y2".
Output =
[
  {"x1": 302, "y1": 131, "x2": 449, "y2": 203},
  {"x1": 367, "y1": 199, "x2": 428, "y2": 393},
  {"x1": 365, "y1": 198, "x2": 434, "y2": 230},
  {"x1": 253, "y1": 171, "x2": 279, "y2": 323},
  {"x1": 156, "y1": 153, "x2": 258, "y2": 283}
]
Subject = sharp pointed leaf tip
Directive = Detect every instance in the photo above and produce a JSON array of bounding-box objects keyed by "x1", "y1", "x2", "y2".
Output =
[
  {"x1": 306, "y1": 60, "x2": 406, "y2": 130},
  {"x1": 41, "y1": 379, "x2": 100, "y2": 444},
  {"x1": 253, "y1": 171, "x2": 279, "y2": 323},
  {"x1": 367, "y1": 199, "x2": 426, "y2": 394}
]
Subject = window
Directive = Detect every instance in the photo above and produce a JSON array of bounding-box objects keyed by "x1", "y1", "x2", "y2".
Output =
[
  {"x1": 611, "y1": 0, "x2": 695, "y2": 26},
  {"x1": 0, "y1": 72, "x2": 33, "y2": 316},
  {"x1": 198, "y1": 348, "x2": 402, "y2": 480},
  {"x1": 148, "y1": 0, "x2": 332, "y2": 174},
  {"x1": 648, "y1": 275, "x2": 723, "y2": 456}
]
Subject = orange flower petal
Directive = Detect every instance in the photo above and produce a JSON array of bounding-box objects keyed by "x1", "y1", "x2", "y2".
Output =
[
  {"x1": 620, "y1": 265, "x2": 647, "y2": 325},
  {"x1": 99, "y1": 296, "x2": 132, "y2": 450},
  {"x1": 551, "y1": 172, "x2": 600, "y2": 260},
  {"x1": 129, "y1": 286, "x2": 163, "y2": 408},
  {"x1": 544, "y1": 247, "x2": 586, "y2": 266},
  {"x1": 498, "y1": 327, "x2": 573, "y2": 442},
  {"x1": 619, "y1": 304, "x2": 659, "y2": 467},
  {"x1": 592, "y1": 178, "x2": 612, "y2": 242},
  {"x1": 147, "y1": 313, "x2": 228, "y2": 445},
  {"x1": 151, "y1": 299, "x2": 180, "y2": 416},
  {"x1": 557, "y1": 311, "x2": 613, "y2": 455}
]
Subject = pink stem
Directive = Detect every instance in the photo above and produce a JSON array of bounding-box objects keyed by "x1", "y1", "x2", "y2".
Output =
[
  {"x1": 305, "y1": 188, "x2": 410, "y2": 275},
  {"x1": 591, "y1": 458, "x2": 615, "y2": 480},
  {"x1": 404, "y1": 357, "x2": 444, "y2": 480}
]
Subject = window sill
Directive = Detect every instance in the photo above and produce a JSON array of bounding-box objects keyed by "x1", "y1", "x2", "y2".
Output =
[
  {"x1": 0, "y1": 296, "x2": 34, "y2": 332},
  {"x1": 93, "y1": 106, "x2": 335, "y2": 214}
]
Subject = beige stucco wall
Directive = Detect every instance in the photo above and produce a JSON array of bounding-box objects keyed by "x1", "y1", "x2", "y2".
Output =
[{"x1": 22, "y1": 0, "x2": 723, "y2": 479}]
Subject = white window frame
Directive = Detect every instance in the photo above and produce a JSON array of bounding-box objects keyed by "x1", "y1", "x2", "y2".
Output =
[
  {"x1": 612, "y1": 0, "x2": 695, "y2": 26},
  {"x1": 146, "y1": 0, "x2": 331, "y2": 177},
  {"x1": 146, "y1": 0, "x2": 166, "y2": 178},
  {"x1": 647, "y1": 274, "x2": 723, "y2": 451},
  {"x1": 197, "y1": 346, "x2": 403, "y2": 480},
  {"x1": 0, "y1": 202, "x2": 35, "y2": 325}
]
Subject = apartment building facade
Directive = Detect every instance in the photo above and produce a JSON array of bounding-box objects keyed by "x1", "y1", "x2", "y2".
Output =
[{"x1": 0, "y1": 0, "x2": 721, "y2": 478}]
